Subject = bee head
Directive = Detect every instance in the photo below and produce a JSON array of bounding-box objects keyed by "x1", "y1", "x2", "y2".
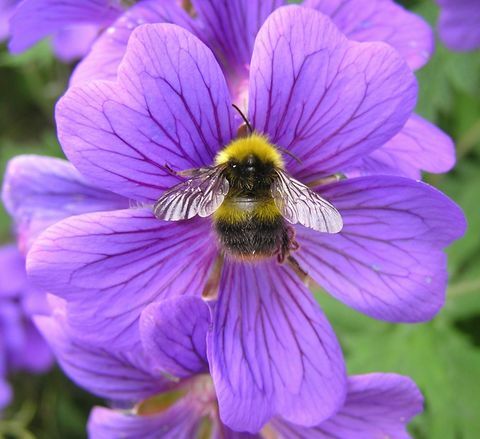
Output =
[
  {"x1": 244, "y1": 154, "x2": 257, "y2": 174},
  {"x1": 229, "y1": 154, "x2": 273, "y2": 177}
]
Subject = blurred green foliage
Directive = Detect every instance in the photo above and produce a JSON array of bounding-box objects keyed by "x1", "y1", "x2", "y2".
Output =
[{"x1": 1, "y1": 0, "x2": 480, "y2": 438}]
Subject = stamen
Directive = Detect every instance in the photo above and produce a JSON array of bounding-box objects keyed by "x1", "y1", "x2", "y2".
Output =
[{"x1": 135, "y1": 388, "x2": 187, "y2": 415}]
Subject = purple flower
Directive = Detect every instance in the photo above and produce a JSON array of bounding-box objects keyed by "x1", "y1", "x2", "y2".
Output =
[
  {"x1": 70, "y1": 0, "x2": 454, "y2": 180},
  {"x1": 0, "y1": 154, "x2": 130, "y2": 410},
  {"x1": 26, "y1": 6, "x2": 465, "y2": 430},
  {"x1": 36, "y1": 295, "x2": 424, "y2": 436},
  {"x1": 0, "y1": 244, "x2": 53, "y2": 410},
  {"x1": 8, "y1": 0, "x2": 126, "y2": 61},
  {"x1": 436, "y1": 0, "x2": 480, "y2": 51}
]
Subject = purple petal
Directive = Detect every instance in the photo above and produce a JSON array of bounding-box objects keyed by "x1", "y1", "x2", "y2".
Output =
[
  {"x1": 1, "y1": 306, "x2": 50, "y2": 378},
  {"x1": 249, "y1": 6, "x2": 417, "y2": 181},
  {"x1": 0, "y1": 244, "x2": 27, "y2": 298},
  {"x1": 56, "y1": 23, "x2": 236, "y2": 203},
  {"x1": 305, "y1": 0, "x2": 433, "y2": 70},
  {"x1": 209, "y1": 260, "x2": 346, "y2": 433},
  {"x1": 0, "y1": 302, "x2": 24, "y2": 361},
  {"x1": 0, "y1": 245, "x2": 52, "y2": 374},
  {"x1": 0, "y1": 378, "x2": 12, "y2": 410},
  {"x1": 52, "y1": 24, "x2": 99, "y2": 62},
  {"x1": 27, "y1": 209, "x2": 217, "y2": 348},
  {"x1": 88, "y1": 402, "x2": 203, "y2": 439},
  {"x1": 0, "y1": 335, "x2": 10, "y2": 411},
  {"x1": 20, "y1": 284, "x2": 50, "y2": 317},
  {"x1": 437, "y1": 0, "x2": 480, "y2": 51},
  {"x1": 296, "y1": 176, "x2": 466, "y2": 322},
  {"x1": 71, "y1": 0, "x2": 196, "y2": 85},
  {"x1": 191, "y1": 0, "x2": 284, "y2": 103},
  {"x1": 273, "y1": 373, "x2": 423, "y2": 438},
  {"x1": 0, "y1": 0, "x2": 17, "y2": 41},
  {"x1": 140, "y1": 297, "x2": 210, "y2": 379},
  {"x1": 0, "y1": 332, "x2": 7, "y2": 376},
  {"x1": 8, "y1": 0, "x2": 121, "y2": 54},
  {"x1": 349, "y1": 114, "x2": 456, "y2": 179},
  {"x1": 2, "y1": 155, "x2": 128, "y2": 252},
  {"x1": 10, "y1": 319, "x2": 53, "y2": 373},
  {"x1": 34, "y1": 300, "x2": 170, "y2": 401},
  {"x1": 214, "y1": 425, "x2": 261, "y2": 439}
]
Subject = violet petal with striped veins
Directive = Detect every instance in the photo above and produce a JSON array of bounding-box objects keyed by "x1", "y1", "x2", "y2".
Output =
[
  {"x1": 28, "y1": 209, "x2": 217, "y2": 348},
  {"x1": 34, "y1": 298, "x2": 171, "y2": 402},
  {"x1": 248, "y1": 6, "x2": 417, "y2": 181},
  {"x1": 304, "y1": 0, "x2": 434, "y2": 70},
  {"x1": 296, "y1": 176, "x2": 466, "y2": 322},
  {"x1": 140, "y1": 297, "x2": 210, "y2": 378},
  {"x1": 209, "y1": 260, "x2": 346, "y2": 432},
  {"x1": 8, "y1": 0, "x2": 122, "y2": 57},
  {"x1": 272, "y1": 373, "x2": 423, "y2": 439},
  {"x1": 2, "y1": 155, "x2": 128, "y2": 253}
]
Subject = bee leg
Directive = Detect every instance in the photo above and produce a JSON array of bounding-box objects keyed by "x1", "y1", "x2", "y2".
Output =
[
  {"x1": 202, "y1": 254, "x2": 224, "y2": 301},
  {"x1": 286, "y1": 225, "x2": 299, "y2": 252},
  {"x1": 276, "y1": 226, "x2": 299, "y2": 263},
  {"x1": 164, "y1": 163, "x2": 204, "y2": 179},
  {"x1": 164, "y1": 162, "x2": 179, "y2": 176},
  {"x1": 305, "y1": 173, "x2": 344, "y2": 188},
  {"x1": 287, "y1": 255, "x2": 310, "y2": 285},
  {"x1": 276, "y1": 227, "x2": 310, "y2": 285}
]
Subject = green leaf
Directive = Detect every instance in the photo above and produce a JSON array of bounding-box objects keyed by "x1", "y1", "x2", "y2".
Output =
[{"x1": 344, "y1": 322, "x2": 480, "y2": 438}]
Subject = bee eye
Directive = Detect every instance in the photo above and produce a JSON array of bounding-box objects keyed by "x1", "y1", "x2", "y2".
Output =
[{"x1": 231, "y1": 163, "x2": 237, "y2": 168}]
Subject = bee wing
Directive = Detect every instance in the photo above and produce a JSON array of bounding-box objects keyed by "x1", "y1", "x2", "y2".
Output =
[
  {"x1": 271, "y1": 169, "x2": 343, "y2": 233},
  {"x1": 154, "y1": 166, "x2": 229, "y2": 220}
]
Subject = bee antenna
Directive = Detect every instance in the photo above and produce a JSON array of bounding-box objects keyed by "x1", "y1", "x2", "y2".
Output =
[
  {"x1": 279, "y1": 147, "x2": 302, "y2": 165},
  {"x1": 232, "y1": 104, "x2": 253, "y2": 134}
]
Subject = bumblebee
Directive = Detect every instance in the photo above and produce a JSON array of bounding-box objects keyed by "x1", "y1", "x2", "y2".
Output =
[{"x1": 154, "y1": 133, "x2": 342, "y2": 262}]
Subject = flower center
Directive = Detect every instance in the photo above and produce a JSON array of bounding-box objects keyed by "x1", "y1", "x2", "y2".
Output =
[{"x1": 135, "y1": 374, "x2": 216, "y2": 417}]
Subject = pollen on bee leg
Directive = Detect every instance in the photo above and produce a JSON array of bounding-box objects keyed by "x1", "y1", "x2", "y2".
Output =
[{"x1": 202, "y1": 254, "x2": 224, "y2": 301}]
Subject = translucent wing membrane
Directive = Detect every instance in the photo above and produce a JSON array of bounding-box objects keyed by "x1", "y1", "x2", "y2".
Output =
[
  {"x1": 272, "y1": 169, "x2": 343, "y2": 233},
  {"x1": 153, "y1": 166, "x2": 229, "y2": 220}
]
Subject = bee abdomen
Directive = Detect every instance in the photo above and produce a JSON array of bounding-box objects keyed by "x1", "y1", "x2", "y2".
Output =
[{"x1": 214, "y1": 215, "x2": 287, "y2": 260}]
